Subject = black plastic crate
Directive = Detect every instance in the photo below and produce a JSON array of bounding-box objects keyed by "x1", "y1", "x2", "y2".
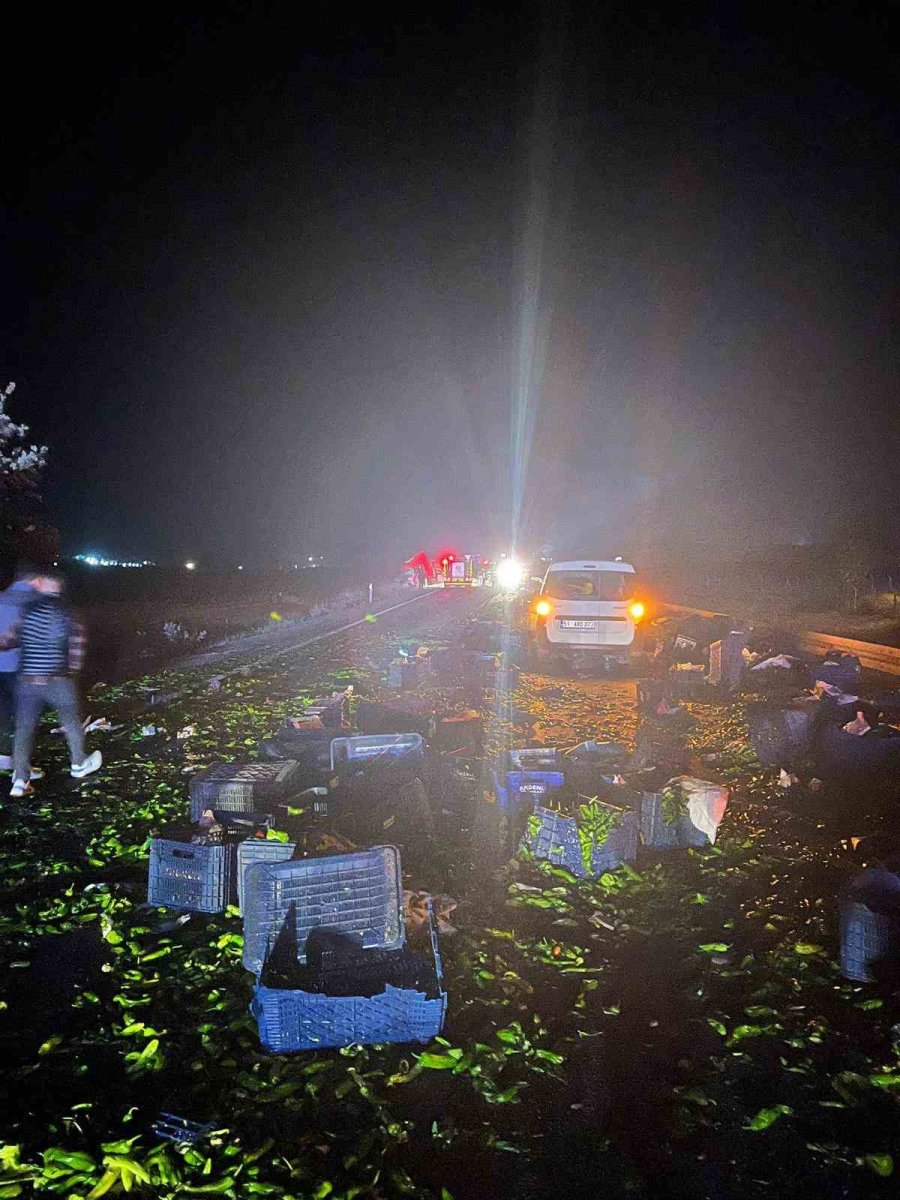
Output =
[{"x1": 189, "y1": 760, "x2": 304, "y2": 821}]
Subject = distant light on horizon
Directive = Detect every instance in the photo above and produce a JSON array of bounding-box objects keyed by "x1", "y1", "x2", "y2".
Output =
[
  {"x1": 185, "y1": 560, "x2": 196, "y2": 571},
  {"x1": 75, "y1": 552, "x2": 154, "y2": 569}
]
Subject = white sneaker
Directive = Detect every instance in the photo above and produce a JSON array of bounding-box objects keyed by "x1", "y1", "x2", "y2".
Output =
[
  {"x1": 71, "y1": 751, "x2": 102, "y2": 779},
  {"x1": 10, "y1": 777, "x2": 33, "y2": 798},
  {"x1": 30, "y1": 767, "x2": 45, "y2": 781},
  {"x1": 0, "y1": 754, "x2": 12, "y2": 771}
]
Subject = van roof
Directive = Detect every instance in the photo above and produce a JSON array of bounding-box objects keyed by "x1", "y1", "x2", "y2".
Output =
[{"x1": 548, "y1": 560, "x2": 635, "y2": 573}]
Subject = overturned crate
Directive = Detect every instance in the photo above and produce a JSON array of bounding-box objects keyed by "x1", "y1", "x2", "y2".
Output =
[
  {"x1": 189, "y1": 760, "x2": 304, "y2": 822},
  {"x1": 639, "y1": 789, "x2": 710, "y2": 850},
  {"x1": 243, "y1": 846, "x2": 446, "y2": 1053},
  {"x1": 522, "y1": 797, "x2": 639, "y2": 878}
]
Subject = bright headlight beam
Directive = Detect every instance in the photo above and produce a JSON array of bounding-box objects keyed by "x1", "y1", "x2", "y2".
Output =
[{"x1": 496, "y1": 559, "x2": 525, "y2": 590}]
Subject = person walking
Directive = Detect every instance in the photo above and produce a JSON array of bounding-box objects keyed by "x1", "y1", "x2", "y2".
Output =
[
  {"x1": 0, "y1": 572, "x2": 101, "y2": 798},
  {"x1": 0, "y1": 566, "x2": 37, "y2": 773}
]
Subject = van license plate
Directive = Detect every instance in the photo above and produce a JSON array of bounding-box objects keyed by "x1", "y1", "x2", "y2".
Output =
[{"x1": 560, "y1": 619, "x2": 595, "y2": 629}]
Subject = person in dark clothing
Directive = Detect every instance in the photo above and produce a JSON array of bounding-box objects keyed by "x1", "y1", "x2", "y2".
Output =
[
  {"x1": 0, "y1": 573, "x2": 101, "y2": 798},
  {"x1": 0, "y1": 567, "x2": 38, "y2": 771}
]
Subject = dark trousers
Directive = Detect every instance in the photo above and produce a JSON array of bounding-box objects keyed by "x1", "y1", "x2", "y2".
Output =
[
  {"x1": 0, "y1": 670, "x2": 15, "y2": 758},
  {"x1": 14, "y1": 676, "x2": 85, "y2": 780}
]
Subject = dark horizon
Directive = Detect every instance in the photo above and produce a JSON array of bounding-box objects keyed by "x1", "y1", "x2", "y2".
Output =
[{"x1": 5, "y1": 1, "x2": 900, "y2": 566}]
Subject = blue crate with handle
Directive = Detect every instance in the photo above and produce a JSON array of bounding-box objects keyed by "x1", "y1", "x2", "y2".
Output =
[
  {"x1": 523, "y1": 801, "x2": 638, "y2": 878},
  {"x1": 492, "y1": 769, "x2": 565, "y2": 812},
  {"x1": 639, "y1": 791, "x2": 709, "y2": 850},
  {"x1": 245, "y1": 847, "x2": 445, "y2": 1052},
  {"x1": 147, "y1": 838, "x2": 235, "y2": 913}
]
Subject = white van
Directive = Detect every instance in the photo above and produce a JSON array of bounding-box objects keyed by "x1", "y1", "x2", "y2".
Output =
[{"x1": 526, "y1": 559, "x2": 645, "y2": 668}]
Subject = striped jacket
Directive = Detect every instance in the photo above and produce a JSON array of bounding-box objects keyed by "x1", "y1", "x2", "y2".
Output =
[{"x1": 0, "y1": 598, "x2": 87, "y2": 675}]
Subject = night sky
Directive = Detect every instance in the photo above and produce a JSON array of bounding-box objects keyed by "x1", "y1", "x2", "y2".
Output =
[{"x1": 5, "y1": 2, "x2": 899, "y2": 566}]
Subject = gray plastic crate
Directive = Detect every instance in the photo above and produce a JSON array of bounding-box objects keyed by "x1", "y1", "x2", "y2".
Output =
[
  {"x1": 639, "y1": 791, "x2": 709, "y2": 849},
  {"x1": 708, "y1": 633, "x2": 746, "y2": 690},
  {"x1": 148, "y1": 838, "x2": 235, "y2": 913},
  {"x1": 242, "y1": 846, "x2": 404, "y2": 976},
  {"x1": 236, "y1": 839, "x2": 296, "y2": 915},
  {"x1": 189, "y1": 760, "x2": 304, "y2": 822}
]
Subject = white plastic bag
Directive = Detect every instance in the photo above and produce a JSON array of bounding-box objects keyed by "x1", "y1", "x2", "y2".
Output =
[
  {"x1": 667, "y1": 776, "x2": 729, "y2": 844},
  {"x1": 751, "y1": 654, "x2": 799, "y2": 672}
]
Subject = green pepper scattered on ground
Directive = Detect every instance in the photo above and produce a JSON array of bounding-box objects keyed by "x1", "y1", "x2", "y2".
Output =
[{"x1": 0, "y1": 597, "x2": 898, "y2": 1199}]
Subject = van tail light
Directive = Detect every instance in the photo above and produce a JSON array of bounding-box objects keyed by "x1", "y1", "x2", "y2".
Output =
[
  {"x1": 535, "y1": 599, "x2": 552, "y2": 618},
  {"x1": 629, "y1": 601, "x2": 645, "y2": 621}
]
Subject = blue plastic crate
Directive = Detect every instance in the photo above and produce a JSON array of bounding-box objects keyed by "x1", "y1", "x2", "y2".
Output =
[
  {"x1": 507, "y1": 748, "x2": 561, "y2": 770},
  {"x1": 814, "y1": 723, "x2": 900, "y2": 784},
  {"x1": 840, "y1": 898, "x2": 900, "y2": 983},
  {"x1": 492, "y1": 769, "x2": 565, "y2": 811},
  {"x1": 810, "y1": 655, "x2": 861, "y2": 692},
  {"x1": 189, "y1": 760, "x2": 304, "y2": 822},
  {"x1": 250, "y1": 907, "x2": 446, "y2": 1053},
  {"x1": 242, "y1": 846, "x2": 404, "y2": 976},
  {"x1": 639, "y1": 792, "x2": 709, "y2": 850},
  {"x1": 236, "y1": 839, "x2": 296, "y2": 915},
  {"x1": 330, "y1": 733, "x2": 425, "y2": 770},
  {"x1": 523, "y1": 802, "x2": 638, "y2": 878},
  {"x1": 148, "y1": 838, "x2": 235, "y2": 913}
]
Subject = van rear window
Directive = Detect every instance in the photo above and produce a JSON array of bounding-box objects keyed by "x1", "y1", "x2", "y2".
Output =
[{"x1": 544, "y1": 571, "x2": 634, "y2": 601}]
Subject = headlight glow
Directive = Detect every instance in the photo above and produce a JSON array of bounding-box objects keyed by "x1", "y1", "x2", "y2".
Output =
[{"x1": 495, "y1": 559, "x2": 525, "y2": 590}]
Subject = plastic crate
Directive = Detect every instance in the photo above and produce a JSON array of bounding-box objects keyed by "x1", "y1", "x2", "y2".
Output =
[
  {"x1": 747, "y1": 705, "x2": 813, "y2": 767},
  {"x1": 304, "y1": 693, "x2": 349, "y2": 729},
  {"x1": 639, "y1": 791, "x2": 709, "y2": 849},
  {"x1": 147, "y1": 838, "x2": 235, "y2": 913},
  {"x1": 355, "y1": 699, "x2": 433, "y2": 738},
  {"x1": 667, "y1": 665, "x2": 706, "y2": 699},
  {"x1": 839, "y1": 898, "x2": 900, "y2": 983},
  {"x1": 811, "y1": 655, "x2": 861, "y2": 693},
  {"x1": 565, "y1": 741, "x2": 628, "y2": 766},
  {"x1": 258, "y1": 725, "x2": 335, "y2": 769},
  {"x1": 189, "y1": 761, "x2": 304, "y2": 822},
  {"x1": 236, "y1": 839, "x2": 296, "y2": 915},
  {"x1": 507, "y1": 747, "x2": 561, "y2": 770},
  {"x1": 330, "y1": 733, "x2": 425, "y2": 770},
  {"x1": 492, "y1": 769, "x2": 565, "y2": 811},
  {"x1": 708, "y1": 633, "x2": 746, "y2": 690},
  {"x1": 242, "y1": 846, "x2": 404, "y2": 976},
  {"x1": 388, "y1": 660, "x2": 422, "y2": 690},
  {"x1": 251, "y1": 908, "x2": 446, "y2": 1053},
  {"x1": 523, "y1": 802, "x2": 639, "y2": 878},
  {"x1": 814, "y1": 723, "x2": 900, "y2": 783}
]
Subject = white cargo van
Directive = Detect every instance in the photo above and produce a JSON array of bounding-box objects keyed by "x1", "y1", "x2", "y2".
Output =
[{"x1": 526, "y1": 559, "x2": 645, "y2": 668}]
